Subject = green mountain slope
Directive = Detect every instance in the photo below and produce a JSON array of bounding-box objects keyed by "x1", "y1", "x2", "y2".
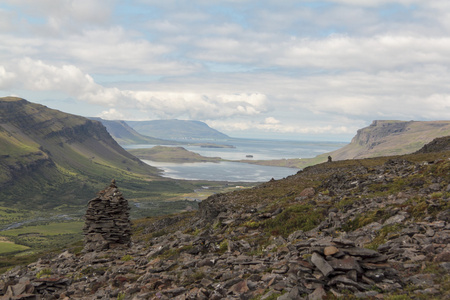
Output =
[
  {"x1": 126, "y1": 119, "x2": 229, "y2": 140},
  {"x1": 0, "y1": 97, "x2": 193, "y2": 210},
  {"x1": 89, "y1": 117, "x2": 179, "y2": 145}
]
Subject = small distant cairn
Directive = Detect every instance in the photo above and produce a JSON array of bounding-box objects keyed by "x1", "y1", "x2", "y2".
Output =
[{"x1": 83, "y1": 179, "x2": 131, "y2": 252}]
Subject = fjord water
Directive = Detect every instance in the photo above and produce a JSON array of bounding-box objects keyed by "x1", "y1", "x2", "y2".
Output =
[{"x1": 126, "y1": 138, "x2": 346, "y2": 182}]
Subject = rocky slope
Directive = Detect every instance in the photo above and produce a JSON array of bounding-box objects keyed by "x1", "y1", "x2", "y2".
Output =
[
  {"x1": 415, "y1": 136, "x2": 450, "y2": 154},
  {"x1": 1, "y1": 138, "x2": 449, "y2": 299}
]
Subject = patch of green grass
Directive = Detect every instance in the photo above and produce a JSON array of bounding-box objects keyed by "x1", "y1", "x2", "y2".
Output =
[
  {"x1": 242, "y1": 220, "x2": 261, "y2": 229},
  {"x1": 36, "y1": 268, "x2": 52, "y2": 278},
  {"x1": 366, "y1": 224, "x2": 403, "y2": 250},
  {"x1": 336, "y1": 196, "x2": 355, "y2": 209},
  {"x1": 407, "y1": 197, "x2": 429, "y2": 220},
  {"x1": 0, "y1": 221, "x2": 83, "y2": 256},
  {"x1": 121, "y1": 255, "x2": 133, "y2": 262},
  {"x1": 1, "y1": 221, "x2": 83, "y2": 236},
  {"x1": 117, "y1": 292, "x2": 126, "y2": 300},
  {"x1": 341, "y1": 208, "x2": 393, "y2": 232},
  {"x1": 430, "y1": 192, "x2": 443, "y2": 199},
  {"x1": 264, "y1": 204, "x2": 326, "y2": 237},
  {"x1": 0, "y1": 241, "x2": 30, "y2": 255},
  {"x1": 218, "y1": 240, "x2": 228, "y2": 254}
]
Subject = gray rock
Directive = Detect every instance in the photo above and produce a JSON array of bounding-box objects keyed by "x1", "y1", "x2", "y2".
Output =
[
  {"x1": 328, "y1": 257, "x2": 363, "y2": 273},
  {"x1": 439, "y1": 262, "x2": 450, "y2": 272},
  {"x1": 307, "y1": 286, "x2": 326, "y2": 300},
  {"x1": 384, "y1": 214, "x2": 406, "y2": 225},
  {"x1": 408, "y1": 274, "x2": 436, "y2": 287},
  {"x1": 342, "y1": 247, "x2": 381, "y2": 258},
  {"x1": 354, "y1": 291, "x2": 379, "y2": 298},
  {"x1": 311, "y1": 253, "x2": 334, "y2": 277}
]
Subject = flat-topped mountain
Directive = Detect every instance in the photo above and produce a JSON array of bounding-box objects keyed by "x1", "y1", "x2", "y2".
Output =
[
  {"x1": 0, "y1": 97, "x2": 192, "y2": 209},
  {"x1": 89, "y1": 118, "x2": 179, "y2": 145},
  {"x1": 126, "y1": 119, "x2": 229, "y2": 140},
  {"x1": 330, "y1": 120, "x2": 450, "y2": 160},
  {"x1": 247, "y1": 120, "x2": 450, "y2": 169}
]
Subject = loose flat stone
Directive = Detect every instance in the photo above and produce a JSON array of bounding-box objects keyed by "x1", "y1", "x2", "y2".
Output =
[
  {"x1": 332, "y1": 237, "x2": 356, "y2": 247},
  {"x1": 329, "y1": 275, "x2": 371, "y2": 291},
  {"x1": 355, "y1": 291, "x2": 379, "y2": 298},
  {"x1": 384, "y1": 214, "x2": 406, "y2": 226},
  {"x1": 328, "y1": 257, "x2": 363, "y2": 273},
  {"x1": 342, "y1": 247, "x2": 380, "y2": 258},
  {"x1": 311, "y1": 253, "x2": 334, "y2": 277},
  {"x1": 307, "y1": 285, "x2": 326, "y2": 300},
  {"x1": 230, "y1": 280, "x2": 249, "y2": 294}
]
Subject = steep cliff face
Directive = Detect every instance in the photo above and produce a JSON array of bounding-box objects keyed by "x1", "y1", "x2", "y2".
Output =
[
  {"x1": 329, "y1": 120, "x2": 450, "y2": 160},
  {"x1": 0, "y1": 97, "x2": 163, "y2": 208},
  {"x1": 352, "y1": 120, "x2": 410, "y2": 148}
]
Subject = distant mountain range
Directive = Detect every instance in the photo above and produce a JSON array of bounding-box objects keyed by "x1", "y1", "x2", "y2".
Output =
[
  {"x1": 89, "y1": 118, "x2": 180, "y2": 145},
  {"x1": 126, "y1": 119, "x2": 229, "y2": 140},
  {"x1": 91, "y1": 118, "x2": 229, "y2": 145},
  {"x1": 0, "y1": 97, "x2": 193, "y2": 210}
]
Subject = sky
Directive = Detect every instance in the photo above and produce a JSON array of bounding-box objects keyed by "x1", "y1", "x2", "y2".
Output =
[{"x1": 1, "y1": 1, "x2": 450, "y2": 141}]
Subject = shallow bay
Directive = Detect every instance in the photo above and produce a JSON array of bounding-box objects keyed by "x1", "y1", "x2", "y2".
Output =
[{"x1": 127, "y1": 138, "x2": 346, "y2": 182}]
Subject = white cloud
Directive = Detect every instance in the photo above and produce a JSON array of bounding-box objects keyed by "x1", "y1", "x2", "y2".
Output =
[
  {"x1": 328, "y1": 0, "x2": 420, "y2": 6},
  {"x1": 2, "y1": 0, "x2": 113, "y2": 32},
  {"x1": 264, "y1": 117, "x2": 280, "y2": 125},
  {"x1": 97, "y1": 108, "x2": 127, "y2": 120},
  {"x1": 2, "y1": 1, "x2": 450, "y2": 140},
  {"x1": 0, "y1": 57, "x2": 270, "y2": 119},
  {"x1": 132, "y1": 91, "x2": 268, "y2": 119},
  {"x1": 0, "y1": 66, "x2": 16, "y2": 88}
]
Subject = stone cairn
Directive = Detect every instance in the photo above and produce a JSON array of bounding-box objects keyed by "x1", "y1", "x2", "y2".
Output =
[{"x1": 83, "y1": 179, "x2": 131, "y2": 252}]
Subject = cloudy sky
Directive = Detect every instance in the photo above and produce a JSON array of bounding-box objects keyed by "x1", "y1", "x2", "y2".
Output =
[{"x1": 1, "y1": 0, "x2": 450, "y2": 141}]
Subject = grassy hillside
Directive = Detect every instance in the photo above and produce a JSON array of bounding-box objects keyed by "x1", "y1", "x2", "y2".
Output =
[{"x1": 0, "y1": 97, "x2": 200, "y2": 212}]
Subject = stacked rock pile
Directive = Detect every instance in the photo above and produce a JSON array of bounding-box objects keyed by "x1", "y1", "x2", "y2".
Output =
[{"x1": 83, "y1": 179, "x2": 131, "y2": 252}]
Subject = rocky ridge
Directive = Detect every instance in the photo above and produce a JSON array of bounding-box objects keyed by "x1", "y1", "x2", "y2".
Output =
[{"x1": 1, "y1": 141, "x2": 449, "y2": 299}]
